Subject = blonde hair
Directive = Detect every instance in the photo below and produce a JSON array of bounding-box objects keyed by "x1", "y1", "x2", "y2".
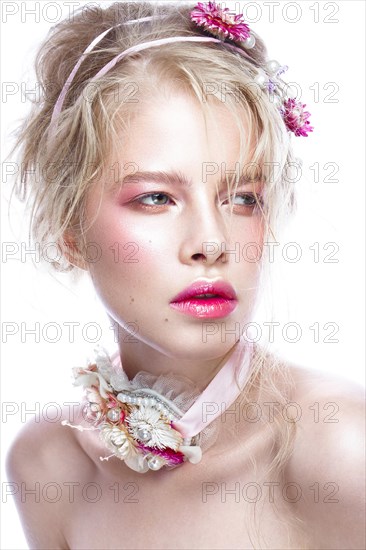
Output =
[{"x1": 11, "y1": 2, "x2": 306, "y2": 546}]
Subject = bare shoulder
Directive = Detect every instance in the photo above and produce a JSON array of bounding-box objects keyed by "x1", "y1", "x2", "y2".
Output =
[
  {"x1": 285, "y1": 363, "x2": 365, "y2": 549},
  {"x1": 6, "y1": 406, "x2": 96, "y2": 550}
]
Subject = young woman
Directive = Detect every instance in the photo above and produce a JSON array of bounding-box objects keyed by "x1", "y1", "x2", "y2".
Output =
[{"x1": 5, "y1": 1, "x2": 364, "y2": 548}]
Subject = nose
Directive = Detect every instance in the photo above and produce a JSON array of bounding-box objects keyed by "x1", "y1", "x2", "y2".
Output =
[{"x1": 178, "y1": 206, "x2": 231, "y2": 266}]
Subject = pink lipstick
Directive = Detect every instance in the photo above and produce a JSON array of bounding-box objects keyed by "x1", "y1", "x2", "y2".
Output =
[{"x1": 169, "y1": 280, "x2": 238, "y2": 319}]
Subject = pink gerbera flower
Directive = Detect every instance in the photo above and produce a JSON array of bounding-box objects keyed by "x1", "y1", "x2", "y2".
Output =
[
  {"x1": 191, "y1": 1, "x2": 250, "y2": 42},
  {"x1": 282, "y1": 98, "x2": 314, "y2": 137}
]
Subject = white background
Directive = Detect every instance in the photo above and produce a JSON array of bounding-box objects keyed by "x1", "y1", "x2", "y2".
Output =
[{"x1": 1, "y1": 1, "x2": 365, "y2": 548}]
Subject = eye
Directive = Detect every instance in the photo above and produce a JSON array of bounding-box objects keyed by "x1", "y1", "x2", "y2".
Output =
[
  {"x1": 233, "y1": 193, "x2": 257, "y2": 206},
  {"x1": 224, "y1": 193, "x2": 262, "y2": 207},
  {"x1": 136, "y1": 193, "x2": 173, "y2": 207}
]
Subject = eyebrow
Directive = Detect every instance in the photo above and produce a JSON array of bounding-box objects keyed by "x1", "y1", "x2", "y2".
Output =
[
  {"x1": 117, "y1": 169, "x2": 258, "y2": 189},
  {"x1": 120, "y1": 170, "x2": 193, "y2": 187}
]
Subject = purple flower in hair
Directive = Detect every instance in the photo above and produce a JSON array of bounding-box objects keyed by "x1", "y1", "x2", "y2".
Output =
[
  {"x1": 267, "y1": 79, "x2": 276, "y2": 94},
  {"x1": 191, "y1": 1, "x2": 251, "y2": 42}
]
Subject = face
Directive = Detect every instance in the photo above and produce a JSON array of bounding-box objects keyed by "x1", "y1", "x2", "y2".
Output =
[{"x1": 82, "y1": 91, "x2": 264, "y2": 367}]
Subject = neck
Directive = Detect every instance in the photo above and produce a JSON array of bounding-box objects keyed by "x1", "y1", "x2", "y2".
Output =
[
  {"x1": 111, "y1": 323, "x2": 239, "y2": 392},
  {"x1": 118, "y1": 335, "x2": 235, "y2": 392}
]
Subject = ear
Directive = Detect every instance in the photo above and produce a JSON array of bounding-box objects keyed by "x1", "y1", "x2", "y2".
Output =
[{"x1": 59, "y1": 231, "x2": 89, "y2": 271}]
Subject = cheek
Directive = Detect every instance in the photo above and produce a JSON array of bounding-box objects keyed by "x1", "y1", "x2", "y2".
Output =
[
  {"x1": 83, "y1": 204, "x2": 170, "y2": 279},
  {"x1": 252, "y1": 218, "x2": 265, "y2": 264},
  {"x1": 231, "y1": 214, "x2": 265, "y2": 259},
  {"x1": 240, "y1": 218, "x2": 264, "y2": 269},
  {"x1": 257, "y1": 217, "x2": 265, "y2": 249}
]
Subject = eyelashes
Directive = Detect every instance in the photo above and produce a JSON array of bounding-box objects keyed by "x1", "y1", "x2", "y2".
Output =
[
  {"x1": 137, "y1": 193, "x2": 173, "y2": 207},
  {"x1": 224, "y1": 193, "x2": 262, "y2": 207}
]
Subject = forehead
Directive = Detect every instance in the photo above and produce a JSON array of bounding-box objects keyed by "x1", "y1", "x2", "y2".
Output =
[{"x1": 108, "y1": 91, "x2": 255, "y2": 179}]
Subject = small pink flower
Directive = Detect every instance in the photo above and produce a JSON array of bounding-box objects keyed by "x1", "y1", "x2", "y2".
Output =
[
  {"x1": 282, "y1": 98, "x2": 314, "y2": 137},
  {"x1": 191, "y1": 1, "x2": 250, "y2": 42},
  {"x1": 138, "y1": 443, "x2": 185, "y2": 466}
]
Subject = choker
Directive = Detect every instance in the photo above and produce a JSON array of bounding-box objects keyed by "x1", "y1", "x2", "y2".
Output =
[{"x1": 62, "y1": 340, "x2": 253, "y2": 473}]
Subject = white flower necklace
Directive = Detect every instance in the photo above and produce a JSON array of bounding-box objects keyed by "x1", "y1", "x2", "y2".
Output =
[{"x1": 62, "y1": 342, "x2": 252, "y2": 473}]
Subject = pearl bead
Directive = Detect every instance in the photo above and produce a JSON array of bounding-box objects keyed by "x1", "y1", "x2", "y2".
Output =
[
  {"x1": 266, "y1": 59, "x2": 281, "y2": 74},
  {"x1": 136, "y1": 397, "x2": 142, "y2": 405},
  {"x1": 270, "y1": 94, "x2": 281, "y2": 106},
  {"x1": 254, "y1": 72, "x2": 267, "y2": 88},
  {"x1": 147, "y1": 456, "x2": 164, "y2": 471},
  {"x1": 286, "y1": 89, "x2": 297, "y2": 99},
  {"x1": 137, "y1": 428, "x2": 151, "y2": 441},
  {"x1": 107, "y1": 407, "x2": 120, "y2": 422},
  {"x1": 241, "y1": 35, "x2": 256, "y2": 49}
]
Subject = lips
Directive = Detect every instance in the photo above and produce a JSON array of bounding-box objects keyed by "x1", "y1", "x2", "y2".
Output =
[
  {"x1": 169, "y1": 280, "x2": 238, "y2": 319},
  {"x1": 171, "y1": 280, "x2": 237, "y2": 302}
]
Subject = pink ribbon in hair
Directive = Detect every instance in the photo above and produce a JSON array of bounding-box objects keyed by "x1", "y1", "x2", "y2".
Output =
[{"x1": 49, "y1": 18, "x2": 252, "y2": 136}]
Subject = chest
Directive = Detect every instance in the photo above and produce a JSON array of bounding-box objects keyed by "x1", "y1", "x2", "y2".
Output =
[{"x1": 63, "y1": 455, "x2": 305, "y2": 549}]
